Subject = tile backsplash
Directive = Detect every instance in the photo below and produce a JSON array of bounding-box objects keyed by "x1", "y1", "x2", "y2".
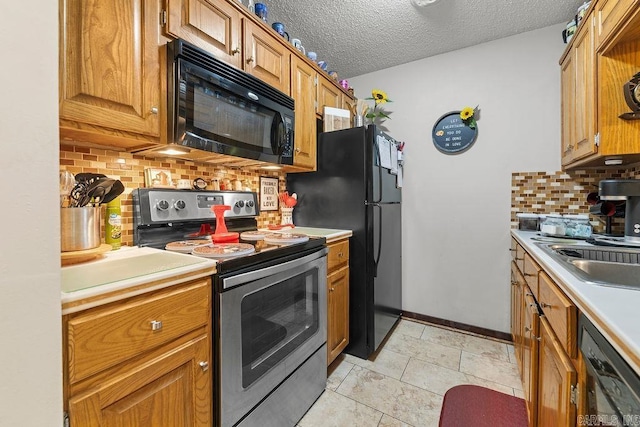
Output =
[
  {"x1": 511, "y1": 167, "x2": 640, "y2": 234},
  {"x1": 60, "y1": 145, "x2": 288, "y2": 247}
]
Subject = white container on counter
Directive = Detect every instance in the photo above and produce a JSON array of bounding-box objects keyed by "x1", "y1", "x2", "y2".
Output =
[{"x1": 540, "y1": 214, "x2": 566, "y2": 237}]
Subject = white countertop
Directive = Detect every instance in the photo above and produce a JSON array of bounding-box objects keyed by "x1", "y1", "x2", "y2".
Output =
[
  {"x1": 260, "y1": 226, "x2": 352, "y2": 243},
  {"x1": 512, "y1": 230, "x2": 640, "y2": 375},
  {"x1": 61, "y1": 246, "x2": 216, "y2": 314}
]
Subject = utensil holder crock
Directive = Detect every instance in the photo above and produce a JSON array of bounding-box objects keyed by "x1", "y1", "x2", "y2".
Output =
[
  {"x1": 61, "y1": 207, "x2": 101, "y2": 252},
  {"x1": 281, "y1": 207, "x2": 294, "y2": 226}
]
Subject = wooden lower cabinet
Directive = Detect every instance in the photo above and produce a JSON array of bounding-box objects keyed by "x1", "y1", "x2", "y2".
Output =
[
  {"x1": 327, "y1": 266, "x2": 349, "y2": 364},
  {"x1": 64, "y1": 278, "x2": 212, "y2": 426},
  {"x1": 68, "y1": 334, "x2": 211, "y2": 426},
  {"x1": 326, "y1": 238, "x2": 350, "y2": 365},
  {"x1": 537, "y1": 317, "x2": 577, "y2": 427},
  {"x1": 523, "y1": 288, "x2": 540, "y2": 427},
  {"x1": 510, "y1": 237, "x2": 580, "y2": 427},
  {"x1": 510, "y1": 262, "x2": 524, "y2": 374}
]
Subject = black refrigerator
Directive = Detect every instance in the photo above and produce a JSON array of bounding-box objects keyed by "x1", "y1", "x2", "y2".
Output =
[{"x1": 287, "y1": 125, "x2": 402, "y2": 359}]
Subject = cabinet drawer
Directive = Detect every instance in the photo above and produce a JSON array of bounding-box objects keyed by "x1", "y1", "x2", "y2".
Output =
[
  {"x1": 523, "y1": 253, "x2": 540, "y2": 299},
  {"x1": 538, "y1": 272, "x2": 577, "y2": 358},
  {"x1": 515, "y1": 243, "x2": 525, "y2": 272},
  {"x1": 596, "y1": 0, "x2": 635, "y2": 48},
  {"x1": 67, "y1": 279, "x2": 210, "y2": 384},
  {"x1": 327, "y1": 239, "x2": 349, "y2": 272}
]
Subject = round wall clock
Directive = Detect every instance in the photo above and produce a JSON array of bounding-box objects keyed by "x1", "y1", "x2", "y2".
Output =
[{"x1": 432, "y1": 111, "x2": 478, "y2": 155}]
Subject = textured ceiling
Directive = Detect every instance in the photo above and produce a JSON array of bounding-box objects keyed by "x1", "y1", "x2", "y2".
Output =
[{"x1": 261, "y1": 0, "x2": 585, "y2": 79}]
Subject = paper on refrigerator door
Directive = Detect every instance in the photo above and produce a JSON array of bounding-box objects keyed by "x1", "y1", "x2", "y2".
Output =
[
  {"x1": 377, "y1": 135, "x2": 392, "y2": 169},
  {"x1": 390, "y1": 143, "x2": 398, "y2": 175}
]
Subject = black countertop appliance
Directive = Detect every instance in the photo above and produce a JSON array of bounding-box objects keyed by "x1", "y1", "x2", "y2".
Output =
[{"x1": 287, "y1": 125, "x2": 402, "y2": 359}]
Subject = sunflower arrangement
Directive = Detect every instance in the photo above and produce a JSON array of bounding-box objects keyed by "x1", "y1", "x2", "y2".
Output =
[
  {"x1": 460, "y1": 105, "x2": 480, "y2": 129},
  {"x1": 364, "y1": 89, "x2": 393, "y2": 125}
]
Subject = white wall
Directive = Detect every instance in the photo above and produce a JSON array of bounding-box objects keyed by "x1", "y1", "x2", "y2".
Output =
[
  {"x1": 350, "y1": 24, "x2": 564, "y2": 333},
  {"x1": 0, "y1": 1, "x2": 62, "y2": 425}
]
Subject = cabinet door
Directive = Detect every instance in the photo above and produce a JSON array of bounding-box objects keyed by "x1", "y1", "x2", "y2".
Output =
[
  {"x1": 538, "y1": 317, "x2": 577, "y2": 427},
  {"x1": 243, "y1": 20, "x2": 290, "y2": 95},
  {"x1": 522, "y1": 289, "x2": 540, "y2": 427},
  {"x1": 316, "y1": 76, "x2": 342, "y2": 115},
  {"x1": 510, "y1": 262, "x2": 524, "y2": 375},
  {"x1": 68, "y1": 335, "x2": 211, "y2": 427},
  {"x1": 165, "y1": 0, "x2": 242, "y2": 69},
  {"x1": 327, "y1": 267, "x2": 349, "y2": 365},
  {"x1": 60, "y1": 0, "x2": 161, "y2": 137},
  {"x1": 572, "y1": 16, "x2": 597, "y2": 161},
  {"x1": 290, "y1": 56, "x2": 317, "y2": 170},
  {"x1": 595, "y1": 0, "x2": 636, "y2": 49},
  {"x1": 560, "y1": 51, "x2": 576, "y2": 166}
]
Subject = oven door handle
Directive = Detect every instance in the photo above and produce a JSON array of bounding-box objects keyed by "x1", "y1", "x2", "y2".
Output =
[{"x1": 222, "y1": 247, "x2": 328, "y2": 290}]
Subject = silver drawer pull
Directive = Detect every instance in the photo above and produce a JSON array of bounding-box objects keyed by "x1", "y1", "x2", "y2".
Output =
[
  {"x1": 150, "y1": 320, "x2": 163, "y2": 331},
  {"x1": 199, "y1": 361, "x2": 209, "y2": 372}
]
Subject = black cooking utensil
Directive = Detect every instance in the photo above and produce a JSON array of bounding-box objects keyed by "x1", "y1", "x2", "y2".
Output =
[
  {"x1": 85, "y1": 178, "x2": 117, "y2": 206},
  {"x1": 75, "y1": 172, "x2": 106, "y2": 182},
  {"x1": 101, "y1": 180, "x2": 125, "y2": 205},
  {"x1": 70, "y1": 182, "x2": 89, "y2": 207}
]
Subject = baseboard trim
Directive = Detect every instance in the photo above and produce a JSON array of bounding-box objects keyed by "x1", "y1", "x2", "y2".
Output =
[{"x1": 402, "y1": 311, "x2": 512, "y2": 343}]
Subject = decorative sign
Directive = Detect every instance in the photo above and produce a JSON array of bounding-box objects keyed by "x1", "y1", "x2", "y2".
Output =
[
  {"x1": 432, "y1": 111, "x2": 478, "y2": 154},
  {"x1": 259, "y1": 176, "x2": 279, "y2": 211}
]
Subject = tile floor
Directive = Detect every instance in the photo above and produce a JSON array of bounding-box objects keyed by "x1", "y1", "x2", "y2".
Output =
[{"x1": 298, "y1": 318, "x2": 523, "y2": 427}]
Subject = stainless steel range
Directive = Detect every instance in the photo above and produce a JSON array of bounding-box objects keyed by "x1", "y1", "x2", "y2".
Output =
[{"x1": 132, "y1": 188, "x2": 328, "y2": 427}]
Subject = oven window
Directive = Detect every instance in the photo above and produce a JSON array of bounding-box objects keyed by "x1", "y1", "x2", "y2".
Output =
[
  {"x1": 185, "y1": 73, "x2": 277, "y2": 154},
  {"x1": 240, "y1": 268, "x2": 319, "y2": 388}
]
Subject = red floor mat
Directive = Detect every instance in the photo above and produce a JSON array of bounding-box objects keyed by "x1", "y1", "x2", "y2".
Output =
[{"x1": 439, "y1": 384, "x2": 528, "y2": 427}]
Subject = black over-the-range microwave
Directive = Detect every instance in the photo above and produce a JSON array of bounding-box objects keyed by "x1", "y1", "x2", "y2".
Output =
[{"x1": 167, "y1": 39, "x2": 294, "y2": 165}]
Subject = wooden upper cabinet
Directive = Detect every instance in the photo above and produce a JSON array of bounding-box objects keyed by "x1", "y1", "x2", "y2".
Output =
[
  {"x1": 317, "y1": 76, "x2": 342, "y2": 115},
  {"x1": 165, "y1": 0, "x2": 242, "y2": 69},
  {"x1": 59, "y1": 0, "x2": 161, "y2": 139},
  {"x1": 560, "y1": 51, "x2": 576, "y2": 165},
  {"x1": 560, "y1": 2, "x2": 640, "y2": 168},
  {"x1": 560, "y1": 14, "x2": 597, "y2": 166},
  {"x1": 290, "y1": 55, "x2": 317, "y2": 170},
  {"x1": 595, "y1": 0, "x2": 636, "y2": 49},
  {"x1": 243, "y1": 20, "x2": 291, "y2": 95},
  {"x1": 572, "y1": 17, "x2": 597, "y2": 162}
]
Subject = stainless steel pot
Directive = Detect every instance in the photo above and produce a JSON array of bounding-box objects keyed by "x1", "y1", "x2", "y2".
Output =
[{"x1": 61, "y1": 207, "x2": 101, "y2": 251}]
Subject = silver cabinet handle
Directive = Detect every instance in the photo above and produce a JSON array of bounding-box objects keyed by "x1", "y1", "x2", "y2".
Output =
[
  {"x1": 151, "y1": 107, "x2": 159, "y2": 114},
  {"x1": 199, "y1": 361, "x2": 209, "y2": 372},
  {"x1": 150, "y1": 320, "x2": 163, "y2": 331},
  {"x1": 540, "y1": 302, "x2": 552, "y2": 309}
]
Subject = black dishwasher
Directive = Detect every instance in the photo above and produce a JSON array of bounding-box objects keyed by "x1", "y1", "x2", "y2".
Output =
[{"x1": 579, "y1": 314, "x2": 640, "y2": 426}]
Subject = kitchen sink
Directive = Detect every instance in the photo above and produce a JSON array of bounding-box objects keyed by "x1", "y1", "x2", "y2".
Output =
[{"x1": 537, "y1": 243, "x2": 640, "y2": 290}]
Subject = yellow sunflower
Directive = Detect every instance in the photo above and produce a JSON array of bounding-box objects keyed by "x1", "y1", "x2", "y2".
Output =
[
  {"x1": 460, "y1": 107, "x2": 475, "y2": 121},
  {"x1": 371, "y1": 89, "x2": 389, "y2": 105}
]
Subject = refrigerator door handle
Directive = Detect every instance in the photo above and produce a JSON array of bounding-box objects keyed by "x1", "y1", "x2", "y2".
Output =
[
  {"x1": 372, "y1": 136, "x2": 383, "y2": 204},
  {"x1": 372, "y1": 203, "x2": 382, "y2": 278}
]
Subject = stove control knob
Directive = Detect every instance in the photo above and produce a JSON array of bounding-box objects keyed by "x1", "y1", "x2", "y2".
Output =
[
  {"x1": 235, "y1": 200, "x2": 245, "y2": 208},
  {"x1": 246, "y1": 200, "x2": 254, "y2": 208},
  {"x1": 174, "y1": 200, "x2": 186, "y2": 210},
  {"x1": 156, "y1": 200, "x2": 170, "y2": 211}
]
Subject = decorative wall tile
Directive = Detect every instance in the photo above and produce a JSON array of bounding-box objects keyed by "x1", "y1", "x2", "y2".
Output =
[
  {"x1": 60, "y1": 146, "x2": 287, "y2": 247},
  {"x1": 511, "y1": 167, "x2": 640, "y2": 234}
]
